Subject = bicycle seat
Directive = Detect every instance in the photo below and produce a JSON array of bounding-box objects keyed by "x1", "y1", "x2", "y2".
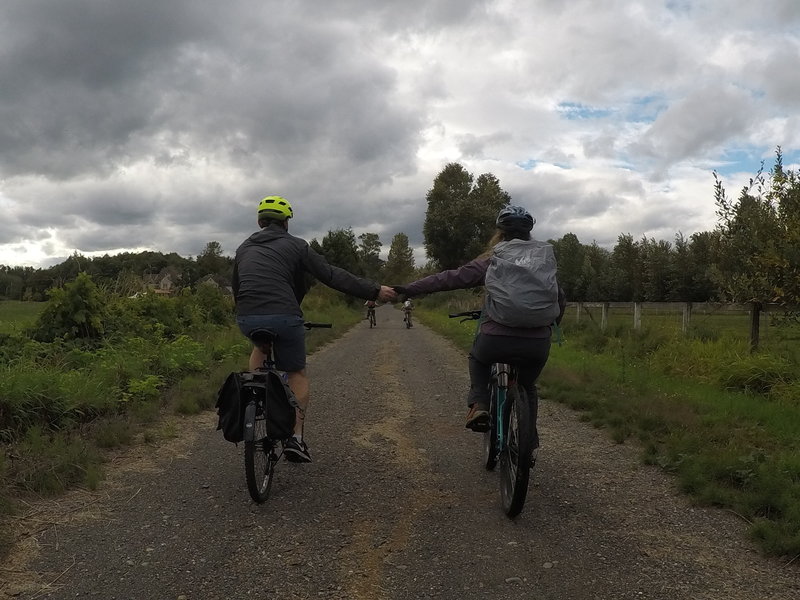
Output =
[{"x1": 248, "y1": 328, "x2": 276, "y2": 345}]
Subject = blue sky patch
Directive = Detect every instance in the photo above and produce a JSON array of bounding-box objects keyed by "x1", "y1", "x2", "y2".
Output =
[
  {"x1": 624, "y1": 95, "x2": 665, "y2": 123},
  {"x1": 556, "y1": 102, "x2": 612, "y2": 120},
  {"x1": 713, "y1": 146, "x2": 797, "y2": 178}
]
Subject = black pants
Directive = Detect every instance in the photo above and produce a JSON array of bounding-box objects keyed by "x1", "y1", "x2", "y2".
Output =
[{"x1": 467, "y1": 333, "x2": 551, "y2": 448}]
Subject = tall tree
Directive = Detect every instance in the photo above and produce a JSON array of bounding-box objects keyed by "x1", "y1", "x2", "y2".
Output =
[
  {"x1": 713, "y1": 148, "x2": 800, "y2": 305},
  {"x1": 319, "y1": 228, "x2": 362, "y2": 275},
  {"x1": 357, "y1": 232, "x2": 384, "y2": 281},
  {"x1": 384, "y1": 233, "x2": 416, "y2": 284},
  {"x1": 550, "y1": 232, "x2": 585, "y2": 301},
  {"x1": 687, "y1": 231, "x2": 719, "y2": 302},
  {"x1": 578, "y1": 243, "x2": 612, "y2": 301},
  {"x1": 423, "y1": 163, "x2": 510, "y2": 269},
  {"x1": 609, "y1": 234, "x2": 642, "y2": 301},
  {"x1": 196, "y1": 241, "x2": 231, "y2": 279},
  {"x1": 639, "y1": 237, "x2": 673, "y2": 302}
]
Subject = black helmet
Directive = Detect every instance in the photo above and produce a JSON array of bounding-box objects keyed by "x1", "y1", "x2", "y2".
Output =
[{"x1": 496, "y1": 205, "x2": 535, "y2": 232}]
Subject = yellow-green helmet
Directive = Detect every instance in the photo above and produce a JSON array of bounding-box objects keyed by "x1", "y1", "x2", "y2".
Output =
[{"x1": 257, "y1": 195, "x2": 293, "y2": 220}]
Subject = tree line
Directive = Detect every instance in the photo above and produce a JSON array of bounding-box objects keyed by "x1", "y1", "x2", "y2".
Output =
[
  {"x1": 2, "y1": 148, "x2": 798, "y2": 308},
  {"x1": 0, "y1": 231, "x2": 419, "y2": 302},
  {"x1": 418, "y1": 150, "x2": 799, "y2": 308}
]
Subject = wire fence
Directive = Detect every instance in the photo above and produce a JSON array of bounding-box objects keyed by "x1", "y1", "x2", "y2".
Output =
[{"x1": 567, "y1": 302, "x2": 800, "y2": 352}]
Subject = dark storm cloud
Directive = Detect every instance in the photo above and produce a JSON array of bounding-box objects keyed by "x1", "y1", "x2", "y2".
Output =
[
  {"x1": 0, "y1": 0, "x2": 425, "y2": 182},
  {"x1": 0, "y1": 0, "x2": 237, "y2": 179}
]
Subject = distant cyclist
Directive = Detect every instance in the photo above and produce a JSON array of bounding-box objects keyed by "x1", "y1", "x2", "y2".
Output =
[
  {"x1": 402, "y1": 298, "x2": 414, "y2": 328},
  {"x1": 232, "y1": 196, "x2": 397, "y2": 462},
  {"x1": 364, "y1": 299, "x2": 377, "y2": 327}
]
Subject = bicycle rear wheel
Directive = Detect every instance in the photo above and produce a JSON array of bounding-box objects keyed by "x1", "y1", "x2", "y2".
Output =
[
  {"x1": 243, "y1": 400, "x2": 277, "y2": 503},
  {"x1": 483, "y1": 387, "x2": 498, "y2": 471},
  {"x1": 499, "y1": 385, "x2": 533, "y2": 517}
]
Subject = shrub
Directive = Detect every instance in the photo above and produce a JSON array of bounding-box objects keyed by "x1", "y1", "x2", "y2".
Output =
[
  {"x1": 193, "y1": 283, "x2": 234, "y2": 326},
  {"x1": 31, "y1": 273, "x2": 108, "y2": 342}
]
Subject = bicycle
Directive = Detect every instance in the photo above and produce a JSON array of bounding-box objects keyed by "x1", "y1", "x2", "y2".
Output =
[
  {"x1": 242, "y1": 321, "x2": 331, "y2": 503},
  {"x1": 367, "y1": 306, "x2": 376, "y2": 328},
  {"x1": 403, "y1": 308, "x2": 413, "y2": 328},
  {"x1": 449, "y1": 310, "x2": 535, "y2": 517}
]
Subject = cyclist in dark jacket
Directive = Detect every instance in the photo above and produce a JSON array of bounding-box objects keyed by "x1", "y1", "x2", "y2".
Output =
[
  {"x1": 233, "y1": 195, "x2": 397, "y2": 462},
  {"x1": 395, "y1": 206, "x2": 565, "y2": 453}
]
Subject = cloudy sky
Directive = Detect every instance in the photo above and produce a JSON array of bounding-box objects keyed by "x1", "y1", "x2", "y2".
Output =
[{"x1": 1, "y1": 0, "x2": 799, "y2": 269}]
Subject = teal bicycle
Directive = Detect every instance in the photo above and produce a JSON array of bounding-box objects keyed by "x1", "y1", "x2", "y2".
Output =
[{"x1": 450, "y1": 310, "x2": 535, "y2": 517}]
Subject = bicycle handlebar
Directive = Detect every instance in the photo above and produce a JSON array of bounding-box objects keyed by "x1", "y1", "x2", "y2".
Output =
[
  {"x1": 304, "y1": 322, "x2": 332, "y2": 329},
  {"x1": 448, "y1": 310, "x2": 482, "y2": 321}
]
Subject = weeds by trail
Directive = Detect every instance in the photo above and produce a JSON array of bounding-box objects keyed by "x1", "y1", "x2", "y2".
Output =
[{"x1": 0, "y1": 282, "x2": 363, "y2": 560}]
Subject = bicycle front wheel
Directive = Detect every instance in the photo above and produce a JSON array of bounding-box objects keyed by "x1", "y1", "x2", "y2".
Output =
[
  {"x1": 243, "y1": 400, "x2": 276, "y2": 503},
  {"x1": 499, "y1": 385, "x2": 533, "y2": 518}
]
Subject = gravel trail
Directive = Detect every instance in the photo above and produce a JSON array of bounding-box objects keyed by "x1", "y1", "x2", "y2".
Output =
[{"x1": 4, "y1": 304, "x2": 799, "y2": 600}]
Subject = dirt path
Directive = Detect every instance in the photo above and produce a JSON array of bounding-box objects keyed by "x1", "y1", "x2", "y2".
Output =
[{"x1": 3, "y1": 305, "x2": 799, "y2": 599}]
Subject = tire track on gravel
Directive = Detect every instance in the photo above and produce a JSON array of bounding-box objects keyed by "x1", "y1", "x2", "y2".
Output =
[{"x1": 339, "y1": 338, "x2": 453, "y2": 599}]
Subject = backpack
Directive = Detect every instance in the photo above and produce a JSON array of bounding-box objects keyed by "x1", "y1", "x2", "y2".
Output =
[
  {"x1": 215, "y1": 371, "x2": 298, "y2": 443},
  {"x1": 484, "y1": 238, "x2": 560, "y2": 328}
]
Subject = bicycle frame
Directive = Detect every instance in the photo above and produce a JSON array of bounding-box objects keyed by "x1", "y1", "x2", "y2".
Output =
[{"x1": 491, "y1": 362, "x2": 516, "y2": 452}]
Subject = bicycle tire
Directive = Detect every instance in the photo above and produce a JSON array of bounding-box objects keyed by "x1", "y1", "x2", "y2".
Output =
[
  {"x1": 243, "y1": 400, "x2": 276, "y2": 503},
  {"x1": 483, "y1": 386, "x2": 498, "y2": 471},
  {"x1": 499, "y1": 385, "x2": 533, "y2": 517}
]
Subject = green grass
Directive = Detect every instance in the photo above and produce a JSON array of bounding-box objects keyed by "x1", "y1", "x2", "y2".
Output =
[
  {"x1": 0, "y1": 301, "x2": 45, "y2": 334},
  {"x1": 564, "y1": 304, "x2": 800, "y2": 357},
  {"x1": 414, "y1": 299, "x2": 800, "y2": 558}
]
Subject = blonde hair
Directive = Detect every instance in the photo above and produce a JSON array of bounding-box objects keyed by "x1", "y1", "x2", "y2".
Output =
[{"x1": 479, "y1": 229, "x2": 530, "y2": 258}]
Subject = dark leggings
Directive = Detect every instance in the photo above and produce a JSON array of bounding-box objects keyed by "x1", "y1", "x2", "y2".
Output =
[{"x1": 467, "y1": 333, "x2": 551, "y2": 448}]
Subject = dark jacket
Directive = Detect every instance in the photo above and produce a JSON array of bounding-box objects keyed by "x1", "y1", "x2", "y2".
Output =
[
  {"x1": 404, "y1": 257, "x2": 566, "y2": 338},
  {"x1": 232, "y1": 223, "x2": 380, "y2": 317}
]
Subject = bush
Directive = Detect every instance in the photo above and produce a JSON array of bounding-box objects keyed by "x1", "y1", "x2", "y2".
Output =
[
  {"x1": 193, "y1": 283, "x2": 234, "y2": 326},
  {"x1": 31, "y1": 273, "x2": 107, "y2": 342}
]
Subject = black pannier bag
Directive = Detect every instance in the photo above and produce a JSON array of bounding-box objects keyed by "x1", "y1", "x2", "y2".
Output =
[{"x1": 215, "y1": 371, "x2": 298, "y2": 443}]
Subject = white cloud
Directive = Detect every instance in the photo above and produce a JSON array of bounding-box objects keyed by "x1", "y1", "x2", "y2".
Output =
[{"x1": 0, "y1": 0, "x2": 798, "y2": 269}]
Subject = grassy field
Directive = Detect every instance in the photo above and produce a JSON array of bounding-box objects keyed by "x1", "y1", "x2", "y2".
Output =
[
  {"x1": 0, "y1": 301, "x2": 46, "y2": 334},
  {"x1": 566, "y1": 303, "x2": 800, "y2": 359},
  {"x1": 414, "y1": 297, "x2": 800, "y2": 559}
]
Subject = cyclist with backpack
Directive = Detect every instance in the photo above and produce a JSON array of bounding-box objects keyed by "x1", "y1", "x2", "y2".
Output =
[
  {"x1": 233, "y1": 196, "x2": 397, "y2": 462},
  {"x1": 394, "y1": 206, "x2": 565, "y2": 446},
  {"x1": 402, "y1": 298, "x2": 414, "y2": 327}
]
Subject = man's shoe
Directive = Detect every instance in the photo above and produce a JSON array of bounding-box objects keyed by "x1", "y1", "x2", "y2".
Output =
[
  {"x1": 284, "y1": 437, "x2": 312, "y2": 463},
  {"x1": 465, "y1": 404, "x2": 489, "y2": 432}
]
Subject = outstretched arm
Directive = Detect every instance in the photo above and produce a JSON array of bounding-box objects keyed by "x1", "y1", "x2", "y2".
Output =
[{"x1": 399, "y1": 257, "x2": 489, "y2": 298}]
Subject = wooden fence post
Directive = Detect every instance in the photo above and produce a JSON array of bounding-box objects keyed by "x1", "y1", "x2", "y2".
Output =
[
  {"x1": 749, "y1": 302, "x2": 761, "y2": 353},
  {"x1": 633, "y1": 302, "x2": 642, "y2": 330},
  {"x1": 682, "y1": 302, "x2": 692, "y2": 335},
  {"x1": 601, "y1": 303, "x2": 609, "y2": 331}
]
